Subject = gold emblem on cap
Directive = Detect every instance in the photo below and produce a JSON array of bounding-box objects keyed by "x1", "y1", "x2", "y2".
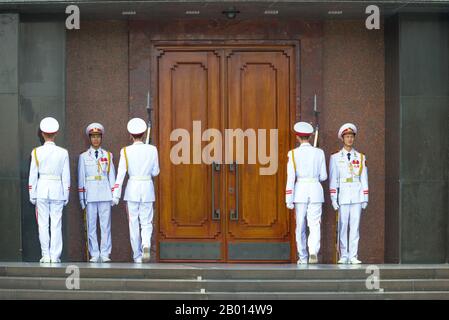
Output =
[{"x1": 89, "y1": 128, "x2": 102, "y2": 134}]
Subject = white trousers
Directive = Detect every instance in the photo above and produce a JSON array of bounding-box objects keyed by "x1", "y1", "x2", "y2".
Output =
[
  {"x1": 36, "y1": 199, "x2": 64, "y2": 260},
  {"x1": 294, "y1": 202, "x2": 322, "y2": 261},
  {"x1": 338, "y1": 203, "x2": 362, "y2": 260},
  {"x1": 126, "y1": 201, "x2": 154, "y2": 260},
  {"x1": 86, "y1": 201, "x2": 112, "y2": 259}
]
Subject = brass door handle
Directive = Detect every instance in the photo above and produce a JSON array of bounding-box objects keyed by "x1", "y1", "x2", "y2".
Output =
[
  {"x1": 229, "y1": 162, "x2": 239, "y2": 221},
  {"x1": 212, "y1": 162, "x2": 220, "y2": 220}
]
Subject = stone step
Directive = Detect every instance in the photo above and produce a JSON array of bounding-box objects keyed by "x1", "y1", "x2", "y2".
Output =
[
  {"x1": 1, "y1": 264, "x2": 449, "y2": 280},
  {"x1": 1, "y1": 288, "x2": 449, "y2": 300},
  {"x1": 1, "y1": 277, "x2": 449, "y2": 292}
]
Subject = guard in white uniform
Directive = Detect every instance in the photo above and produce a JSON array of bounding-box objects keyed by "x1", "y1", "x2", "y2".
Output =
[
  {"x1": 28, "y1": 117, "x2": 70, "y2": 263},
  {"x1": 78, "y1": 123, "x2": 116, "y2": 263},
  {"x1": 113, "y1": 118, "x2": 160, "y2": 263},
  {"x1": 329, "y1": 123, "x2": 368, "y2": 264},
  {"x1": 286, "y1": 122, "x2": 327, "y2": 264}
]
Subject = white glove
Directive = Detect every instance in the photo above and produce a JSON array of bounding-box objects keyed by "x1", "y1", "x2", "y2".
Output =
[
  {"x1": 361, "y1": 202, "x2": 368, "y2": 210},
  {"x1": 332, "y1": 201, "x2": 339, "y2": 211},
  {"x1": 80, "y1": 201, "x2": 86, "y2": 210},
  {"x1": 112, "y1": 197, "x2": 119, "y2": 206},
  {"x1": 30, "y1": 198, "x2": 36, "y2": 206},
  {"x1": 286, "y1": 203, "x2": 294, "y2": 210},
  {"x1": 64, "y1": 199, "x2": 69, "y2": 206}
]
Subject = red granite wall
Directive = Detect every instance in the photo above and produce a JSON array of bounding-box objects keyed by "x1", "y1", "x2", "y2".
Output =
[
  {"x1": 66, "y1": 21, "x2": 132, "y2": 262},
  {"x1": 66, "y1": 18, "x2": 384, "y2": 263},
  {"x1": 320, "y1": 21, "x2": 385, "y2": 263}
]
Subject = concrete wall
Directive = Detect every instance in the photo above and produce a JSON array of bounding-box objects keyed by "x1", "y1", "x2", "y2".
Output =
[
  {"x1": 0, "y1": 14, "x2": 21, "y2": 260},
  {"x1": 386, "y1": 13, "x2": 449, "y2": 263},
  {"x1": 19, "y1": 19, "x2": 66, "y2": 261},
  {"x1": 0, "y1": 15, "x2": 65, "y2": 261}
]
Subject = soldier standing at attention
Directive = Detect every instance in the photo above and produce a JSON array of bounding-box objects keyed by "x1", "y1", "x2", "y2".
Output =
[
  {"x1": 329, "y1": 123, "x2": 369, "y2": 264},
  {"x1": 78, "y1": 123, "x2": 116, "y2": 263},
  {"x1": 113, "y1": 118, "x2": 160, "y2": 263},
  {"x1": 28, "y1": 117, "x2": 70, "y2": 264},
  {"x1": 286, "y1": 122, "x2": 327, "y2": 264}
]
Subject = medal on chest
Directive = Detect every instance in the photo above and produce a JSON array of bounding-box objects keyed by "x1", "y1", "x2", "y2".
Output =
[{"x1": 97, "y1": 157, "x2": 108, "y2": 174}]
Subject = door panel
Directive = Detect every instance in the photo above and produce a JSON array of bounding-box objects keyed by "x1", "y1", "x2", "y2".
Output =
[
  {"x1": 158, "y1": 50, "x2": 223, "y2": 244},
  {"x1": 225, "y1": 49, "x2": 292, "y2": 260}
]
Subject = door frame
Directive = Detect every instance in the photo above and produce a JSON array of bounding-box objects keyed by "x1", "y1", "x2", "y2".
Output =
[{"x1": 150, "y1": 40, "x2": 301, "y2": 263}]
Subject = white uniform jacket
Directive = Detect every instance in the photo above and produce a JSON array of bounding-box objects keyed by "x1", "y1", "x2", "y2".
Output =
[
  {"x1": 28, "y1": 141, "x2": 70, "y2": 201},
  {"x1": 329, "y1": 148, "x2": 369, "y2": 205},
  {"x1": 78, "y1": 147, "x2": 116, "y2": 204},
  {"x1": 113, "y1": 142, "x2": 160, "y2": 202},
  {"x1": 285, "y1": 143, "x2": 327, "y2": 204}
]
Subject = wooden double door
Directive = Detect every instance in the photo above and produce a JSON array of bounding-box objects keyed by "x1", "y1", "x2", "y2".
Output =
[{"x1": 156, "y1": 44, "x2": 295, "y2": 262}]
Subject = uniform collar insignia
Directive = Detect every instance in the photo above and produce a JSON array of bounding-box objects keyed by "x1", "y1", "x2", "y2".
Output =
[{"x1": 341, "y1": 147, "x2": 356, "y2": 155}]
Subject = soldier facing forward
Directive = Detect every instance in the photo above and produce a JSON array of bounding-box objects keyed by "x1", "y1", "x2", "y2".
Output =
[
  {"x1": 78, "y1": 123, "x2": 116, "y2": 263},
  {"x1": 329, "y1": 123, "x2": 369, "y2": 264}
]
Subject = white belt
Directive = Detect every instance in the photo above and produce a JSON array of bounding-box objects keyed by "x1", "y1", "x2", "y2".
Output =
[
  {"x1": 341, "y1": 176, "x2": 361, "y2": 183},
  {"x1": 129, "y1": 176, "x2": 152, "y2": 181},
  {"x1": 86, "y1": 175, "x2": 106, "y2": 181},
  {"x1": 297, "y1": 178, "x2": 318, "y2": 183},
  {"x1": 39, "y1": 174, "x2": 61, "y2": 181}
]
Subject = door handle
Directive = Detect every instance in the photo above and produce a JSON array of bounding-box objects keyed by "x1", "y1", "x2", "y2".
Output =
[
  {"x1": 212, "y1": 162, "x2": 220, "y2": 220},
  {"x1": 229, "y1": 162, "x2": 239, "y2": 221}
]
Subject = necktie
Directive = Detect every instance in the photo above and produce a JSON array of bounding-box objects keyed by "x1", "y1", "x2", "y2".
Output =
[
  {"x1": 347, "y1": 153, "x2": 351, "y2": 161},
  {"x1": 95, "y1": 150, "x2": 98, "y2": 159}
]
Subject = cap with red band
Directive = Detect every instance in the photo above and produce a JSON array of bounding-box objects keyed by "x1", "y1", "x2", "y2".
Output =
[
  {"x1": 338, "y1": 123, "x2": 357, "y2": 140},
  {"x1": 293, "y1": 122, "x2": 314, "y2": 137},
  {"x1": 85, "y1": 122, "x2": 104, "y2": 136}
]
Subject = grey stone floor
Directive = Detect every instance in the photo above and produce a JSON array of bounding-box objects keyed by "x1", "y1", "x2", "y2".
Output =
[{"x1": 0, "y1": 262, "x2": 448, "y2": 270}]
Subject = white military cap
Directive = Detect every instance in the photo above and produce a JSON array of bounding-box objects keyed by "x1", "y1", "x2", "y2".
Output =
[
  {"x1": 39, "y1": 117, "x2": 59, "y2": 134},
  {"x1": 338, "y1": 123, "x2": 357, "y2": 140},
  {"x1": 85, "y1": 122, "x2": 104, "y2": 136},
  {"x1": 127, "y1": 118, "x2": 147, "y2": 135},
  {"x1": 293, "y1": 122, "x2": 314, "y2": 136}
]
